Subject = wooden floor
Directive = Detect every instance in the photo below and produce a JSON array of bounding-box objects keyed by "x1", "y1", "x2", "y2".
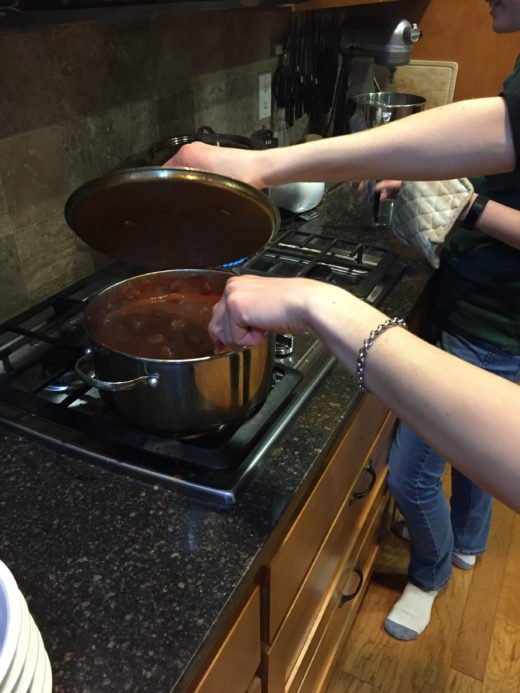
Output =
[{"x1": 326, "y1": 498, "x2": 520, "y2": 693}]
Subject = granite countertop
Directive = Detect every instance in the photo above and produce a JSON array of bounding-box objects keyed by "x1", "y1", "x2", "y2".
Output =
[{"x1": 0, "y1": 184, "x2": 433, "y2": 693}]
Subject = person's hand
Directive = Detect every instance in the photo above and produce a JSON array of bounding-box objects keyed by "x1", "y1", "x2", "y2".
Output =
[
  {"x1": 162, "y1": 141, "x2": 267, "y2": 189},
  {"x1": 208, "y1": 275, "x2": 318, "y2": 352},
  {"x1": 357, "y1": 179, "x2": 402, "y2": 203}
]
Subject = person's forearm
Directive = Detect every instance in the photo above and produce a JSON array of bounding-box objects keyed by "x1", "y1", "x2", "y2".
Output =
[
  {"x1": 260, "y1": 98, "x2": 516, "y2": 186},
  {"x1": 306, "y1": 292, "x2": 520, "y2": 512},
  {"x1": 208, "y1": 276, "x2": 520, "y2": 510},
  {"x1": 462, "y1": 195, "x2": 520, "y2": 248}
]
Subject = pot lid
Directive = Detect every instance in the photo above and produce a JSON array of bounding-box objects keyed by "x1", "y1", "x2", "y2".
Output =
[{"x1": 64, "y1": 167, "x2": 280, "y2": 270}]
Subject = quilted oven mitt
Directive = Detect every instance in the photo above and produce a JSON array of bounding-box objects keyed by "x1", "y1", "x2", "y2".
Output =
[{"x1": 391, "y1": 178, "x2": 474, "y2": 268}]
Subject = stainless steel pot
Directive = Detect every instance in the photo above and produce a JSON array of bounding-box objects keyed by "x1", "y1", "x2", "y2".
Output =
[
  {"x1": 74, "y1": 269, "x2": 275, "y2": 434},
  {"x1": 351, "y1": 91, "x2": 426, "y2": 228},
  {"x1": 352, "y1": 91, "x2": 426, "y2": 129}
]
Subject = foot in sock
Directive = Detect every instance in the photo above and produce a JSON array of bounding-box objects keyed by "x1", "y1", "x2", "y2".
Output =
[
  {"x1": 452, "y1": 552, "x2": 477, "y2": 570},
  {"x1": 384, "y1": 582, "x2": 439, "y2": 640},
  {"x1": 393, "y1": 522, "x2": 477, "y2": 570}
]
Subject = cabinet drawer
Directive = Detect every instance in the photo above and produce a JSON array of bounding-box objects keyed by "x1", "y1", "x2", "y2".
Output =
[
  {"x1": 195, "y1": 587, "x2": 261, "y2": 693},
  {"x1": 267, "y1": 394, "x2": 390, "y2": 643},
  {"x1": 294, "y1": 490, "x2": 393, "y2": 693},
  {"x1": 266, "y1": 413, "x2": 396, "y2": 691}
]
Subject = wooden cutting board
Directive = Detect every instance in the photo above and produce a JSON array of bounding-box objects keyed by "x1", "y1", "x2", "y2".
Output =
[{"x1": 391, "y1": 59, "x2": 459, "y2": 108}]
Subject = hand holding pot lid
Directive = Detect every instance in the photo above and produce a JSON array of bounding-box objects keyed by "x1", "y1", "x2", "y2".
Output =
[{"x1": 163, "y1": 142, "x2": 268, "y2": 190}]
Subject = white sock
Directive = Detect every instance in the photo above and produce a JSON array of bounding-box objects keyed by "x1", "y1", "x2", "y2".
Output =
[
  {"x1": 396, "y1": 522, "x2": 477, "y2": 571},
  {"x1": 452, "y1": 552, "x2": 477, "y2": 569},
  {"x1": 384, "y1": 582, "x2": 439, "y2": 641}
]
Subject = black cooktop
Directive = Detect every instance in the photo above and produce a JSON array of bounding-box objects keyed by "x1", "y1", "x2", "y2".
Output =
[{"x1": 0, "y1": 213, "x2": 407, "y2": 505}]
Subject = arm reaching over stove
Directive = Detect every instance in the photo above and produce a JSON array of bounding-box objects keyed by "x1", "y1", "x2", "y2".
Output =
[
  {"x1": 208, "y1": 275, "x2": 520, "y2": 514},
  {"x1": 165, "y1": 96, "x2": 517, "y2": 186}
]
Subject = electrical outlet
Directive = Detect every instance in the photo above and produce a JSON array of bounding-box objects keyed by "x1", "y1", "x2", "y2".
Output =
[{"x1": 258, "y1": 72, "x2": 272, "y2": 120}]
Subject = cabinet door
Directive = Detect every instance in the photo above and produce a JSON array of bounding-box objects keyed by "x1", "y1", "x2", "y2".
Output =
[
  {"x1": 265, "y1": 412, "x2": 396, "y2": 692},
  {"x1": 195, "y1": 587, "x2": 261, "y2": 693},
  {"x1": 294, "y1": 490, "x2": 394, "y2": 693},
  {"x1": 266, "y1": 394, "x2": 389, "y2": 643}
]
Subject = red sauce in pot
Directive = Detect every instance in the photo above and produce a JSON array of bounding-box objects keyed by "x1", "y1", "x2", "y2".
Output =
[{"x1": 92, "y1": 285, "x2": 223, "y2": 360}]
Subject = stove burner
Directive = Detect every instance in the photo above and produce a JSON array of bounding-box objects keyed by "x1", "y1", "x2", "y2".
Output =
[{"x1": 218, "y1": 256, "x2": 249, "y2": 269}]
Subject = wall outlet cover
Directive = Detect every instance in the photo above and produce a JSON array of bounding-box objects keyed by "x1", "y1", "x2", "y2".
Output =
[{"x1": 258, "y1": 72, "x2": 272, "y2": 120}]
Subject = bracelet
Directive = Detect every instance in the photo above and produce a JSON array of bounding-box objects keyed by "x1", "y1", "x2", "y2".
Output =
[
  {"x1": 356, "y1": 317, "x2": 408, "y2": 392},
  {"x1": 461, "y1": 194, "x2": 488, "y2": 230}
]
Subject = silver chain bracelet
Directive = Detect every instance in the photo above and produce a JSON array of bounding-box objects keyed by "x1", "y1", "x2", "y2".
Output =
[{"x1": 356, "y1": 317, "x2": 408, "y2": 392}]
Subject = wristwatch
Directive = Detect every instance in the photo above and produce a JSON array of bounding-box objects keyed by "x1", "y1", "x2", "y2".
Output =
[{"x1": 461, "y1": 194, "x2": 489, "y2": 230}]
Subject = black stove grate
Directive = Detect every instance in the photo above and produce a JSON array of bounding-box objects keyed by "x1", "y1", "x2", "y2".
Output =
[{"x1": 240, "y1": 228, "x2": 405, "y2": 304}]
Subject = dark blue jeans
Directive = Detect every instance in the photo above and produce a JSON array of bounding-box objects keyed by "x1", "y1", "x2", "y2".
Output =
[{"x1": 387, "y1": 331, "x2": 520, "y2": 591}]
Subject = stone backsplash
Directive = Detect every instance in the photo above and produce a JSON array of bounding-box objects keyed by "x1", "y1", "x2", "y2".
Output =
[{"x1": 0, "y1": 8, "x2": 294, "y2": 321}]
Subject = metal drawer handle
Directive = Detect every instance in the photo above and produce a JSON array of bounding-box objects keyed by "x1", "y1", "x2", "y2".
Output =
[
  {"x1": 340, "y1": 562, "x2": 364, "y2": 607},
  {"x1": 350, "y1": 460, "x2": 376, "y2": 503}
]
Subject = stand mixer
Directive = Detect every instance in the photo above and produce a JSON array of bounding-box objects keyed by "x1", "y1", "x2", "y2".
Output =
[{"x1": 333, "y1": 16, "x2": 422, "y2": 135}]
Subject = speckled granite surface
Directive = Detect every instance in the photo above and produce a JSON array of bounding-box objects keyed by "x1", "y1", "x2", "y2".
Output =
[{"x1": 0, "y1": 184, "x2": 433, "y2": 692}]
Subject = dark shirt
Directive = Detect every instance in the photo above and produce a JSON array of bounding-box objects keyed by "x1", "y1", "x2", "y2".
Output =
[
  {"x1": 502, "y1": 91, "x2": 520, "y2": 167},
  {"x1": 434, "y1": 58, "x2": 520, "y2": 354}
]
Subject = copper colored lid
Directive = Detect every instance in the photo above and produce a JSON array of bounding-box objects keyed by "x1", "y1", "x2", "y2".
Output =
[{"x1": 64, "y1": 167, "x2": 279, "y2": 269}]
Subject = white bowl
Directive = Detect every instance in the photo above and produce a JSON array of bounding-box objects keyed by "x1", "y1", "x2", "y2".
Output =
[
  {"x1": 1, "y1": 591, "x2": 31, "y2": 693},
  {"x1": 14, "y1": 611, "x2": 39, "y2": 693},
  {"x1": 28, "y1": 625, "x2": 46, "y2": 693},
  {"x1": 268, "y1": 181, "x2": 325, "y2": 214},
  {"x1": 0, "y1": 561, "x2": 22, "y2": 688},
  {"x1": 41, "y1": 648, "x2": 52, "y2": 693}
]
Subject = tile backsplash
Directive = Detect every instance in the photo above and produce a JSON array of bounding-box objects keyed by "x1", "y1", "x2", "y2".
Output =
[{"x1": 0, "y1": 8, "x2": 291, "y2": 321}]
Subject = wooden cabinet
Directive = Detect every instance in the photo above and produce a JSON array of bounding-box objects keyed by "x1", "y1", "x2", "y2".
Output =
[
  {"x1": 193, "y1": 394, "x2": 395, "y2": 693},
  {"x1": 267, "y1": 393, "x2": 389, "y2": 643},
  {"x1": 194, "y1": 587, "x2": 261, "y2": 693},
  {"x1": 263, "y1": 404, "x2": 395, "y2": 691},
  {"x1": 293, "y1": 487, "x2": 393, "y2": 693}
]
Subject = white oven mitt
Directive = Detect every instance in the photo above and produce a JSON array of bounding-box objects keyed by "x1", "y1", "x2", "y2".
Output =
[{"x1": 390, "y1": 178, "x2": 474, "y2": 268}]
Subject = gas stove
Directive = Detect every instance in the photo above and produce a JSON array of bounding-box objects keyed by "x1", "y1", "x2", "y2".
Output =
[{"x1": 0, "y1": 213, "x2": 406, "y2": 505}]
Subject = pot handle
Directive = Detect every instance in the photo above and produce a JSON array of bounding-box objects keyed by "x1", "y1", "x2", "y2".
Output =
[{"x1": 74, "y1": 350, "x2": 160, "y2": 392}]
